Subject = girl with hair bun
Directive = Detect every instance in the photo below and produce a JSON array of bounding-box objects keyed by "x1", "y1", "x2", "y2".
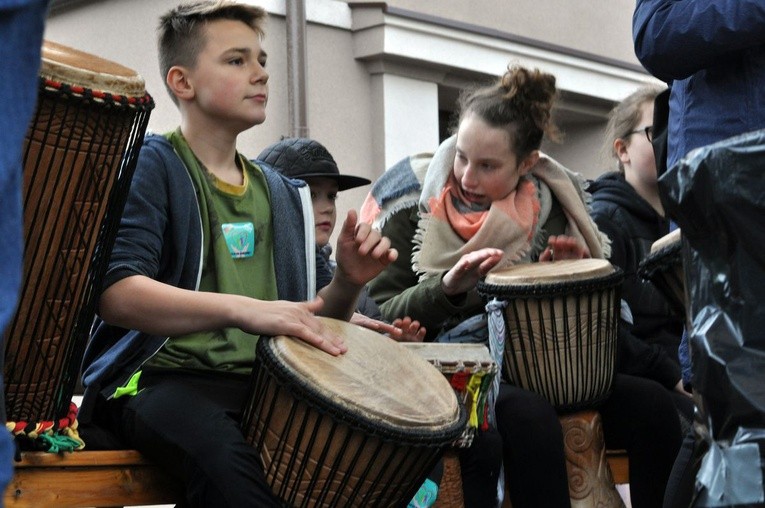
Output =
[{"x1": 363, "y1": 65, "x2": 682, "y2": 507}]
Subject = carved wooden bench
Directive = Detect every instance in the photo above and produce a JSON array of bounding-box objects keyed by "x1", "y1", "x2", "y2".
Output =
[{"x1": 4, "y1": 448, "x2": 627, "y2": 508}]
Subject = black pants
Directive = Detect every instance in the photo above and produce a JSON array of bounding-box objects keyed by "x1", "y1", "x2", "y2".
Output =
[
  {"x1": 663, "y1": 428, "x2": 707, "y2": 508},
  {"x1": 459, "y1": 426, "x2": 503, "y2": 507},
  {"x1": 482, "y1": 374, "x2": 683, "y2": 508},
  {"x1": 103, "y1": 369, "x2": 282, "y2": 508},
  {"x1": 495, "y1": 382, "x2": 571, "y2": 508},
  {"x1": 599, "y1": 374, "x2": 684, "y2": 508}
]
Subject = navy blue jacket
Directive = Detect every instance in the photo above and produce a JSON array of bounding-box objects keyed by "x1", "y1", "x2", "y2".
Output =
[
  {"x1": 633, "y1": 0, "x2": 765, "y2": 168},
  {"x1": 80, "y1": 134, "x2": 331, "y2": 421}
]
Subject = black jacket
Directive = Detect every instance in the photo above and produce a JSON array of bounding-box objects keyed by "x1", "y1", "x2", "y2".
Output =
[{"x1": 588, "y1": 172, "x2": 683, "y2": 389}]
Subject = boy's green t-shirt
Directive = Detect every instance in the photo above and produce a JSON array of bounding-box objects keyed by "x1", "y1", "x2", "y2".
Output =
[{"x1": 145, "y1": 129, "x2": 278, "y2": 375}]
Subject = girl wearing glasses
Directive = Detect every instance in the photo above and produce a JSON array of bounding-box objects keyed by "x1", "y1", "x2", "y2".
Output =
[{"x1": 588, "y1": 85, "x2": 693, "y2": 419}]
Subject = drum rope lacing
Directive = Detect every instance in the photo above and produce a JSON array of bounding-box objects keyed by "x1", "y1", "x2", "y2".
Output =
[
  {"x1": 6, "y1": 401, "x2": 84, "y2": 455},
  {"x1": 41, "y1": 77, "x2": 155, "y2": 109},
  {"x1": 485, "y1": 298, "x2": 508, "y2": 428}
]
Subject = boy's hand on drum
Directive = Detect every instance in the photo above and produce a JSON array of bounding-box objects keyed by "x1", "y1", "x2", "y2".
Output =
[
  {"x1": 242, "y1": 297, "x2": 348, "y2": 356},
  {"x1": 539, "y1": 235, "x2": 590, "y2": 262},
  {"x1": 350, "y1": 313, "x2": 426, "y2": 342},
  {"x1": 335, "y1": 210, "x2": 398, "y2": 287},
  {"x1": 442, "y1": 248, "x2": 503, "y2": 296}
]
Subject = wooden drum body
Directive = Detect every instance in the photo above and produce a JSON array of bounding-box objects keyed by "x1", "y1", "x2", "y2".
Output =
[
  {"x1": 5, "y1": 41, "x2": 153, "y2": 429},
  {"x1": 560, "y1": 410, "x2": 625, "y2": 508},
  {"x1": 241, "y1": 318, "x2": 466, "y2": 508},
  {"x1": 477, "y1": 259, "x2": 622, "y2": 413},
  {"x1": 638, "y1": 228, "x2": 686, "y2": 319}
]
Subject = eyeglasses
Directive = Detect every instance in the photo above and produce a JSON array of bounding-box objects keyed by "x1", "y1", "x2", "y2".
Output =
[{"x1": 624, "y1": 125, "x2": 653, "y2": 142}]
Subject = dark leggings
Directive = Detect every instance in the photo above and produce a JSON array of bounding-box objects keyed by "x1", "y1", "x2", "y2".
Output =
[
  {"x1": 663, "y1": 428, "x2": 706, "y2": 508},
  {"x1": 489, "y1": 374, "x2": 682, "y2": 508},
  {"x1": 599, "y1": 374, "x2": 684, "y2": 508},
  {"x1": 459, "y1": 426, "x2": 503, "y2": 507},
  {"x1": 495, "y1": 383, "x2": 571, "y2": 508},
  {"x1": 103, "y1": 370, "x2": 282, "y2": 508}
]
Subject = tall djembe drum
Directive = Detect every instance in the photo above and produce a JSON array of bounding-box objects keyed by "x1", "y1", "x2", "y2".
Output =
[
  {"x1": 478, "y1": 259, "x2": 625, "y2": 508},
  {"x1": 4, "y1": 41, "x2": 153, "y2": 445}
]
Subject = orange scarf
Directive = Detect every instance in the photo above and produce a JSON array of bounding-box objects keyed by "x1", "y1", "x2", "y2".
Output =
[
  {"x1": 416, "y1": 172, "x2": 540, "y2": 277},
  {"x1": 430, "y1": 172, "x2": 539, "y2": 242}
]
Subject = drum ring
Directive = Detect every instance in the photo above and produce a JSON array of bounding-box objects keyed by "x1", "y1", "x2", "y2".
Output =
[{"x1": 477, "y1": 268, "x2": 623, "y2": 300}]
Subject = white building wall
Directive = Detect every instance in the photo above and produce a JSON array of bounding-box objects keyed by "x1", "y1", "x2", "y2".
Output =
[
  {"x1": 373, "y1": 74, "x2": 439, "y2": 170},
  {"x1": 43, "y1": 0, "x2": 658, "y2": 243}
]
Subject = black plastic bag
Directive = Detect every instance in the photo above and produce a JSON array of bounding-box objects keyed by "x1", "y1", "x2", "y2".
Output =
[{"x1": 659, "y1": 128, "x2": 765, "y2": 507}]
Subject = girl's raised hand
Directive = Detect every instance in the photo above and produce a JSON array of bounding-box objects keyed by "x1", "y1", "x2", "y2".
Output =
[
  {"x1": 539, "y1": 235, "x2": 590, "y2": 261},
  {"x1": 441, "y1": 248, "x2": 503, "y2": 296}
]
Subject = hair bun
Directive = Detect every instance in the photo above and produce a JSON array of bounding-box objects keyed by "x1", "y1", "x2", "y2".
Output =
[
  {"x1": 457, "y1": 63, "x2": 561, "y2": 156},
  {"x1": 500, "y1": 66, "x2": 556, "y2": 114}
]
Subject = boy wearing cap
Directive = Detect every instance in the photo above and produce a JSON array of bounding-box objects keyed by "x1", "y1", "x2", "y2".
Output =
[
  {"x1": 79, "y1": 2, "x2": 397, "y2": 507},
  {"x1": 259, "y1": 137, "x2": 426, "y2": 341}
]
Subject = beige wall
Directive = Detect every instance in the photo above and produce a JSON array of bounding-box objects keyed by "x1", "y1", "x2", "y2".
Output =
[
  {"x1": 44, "y1": 0, "x2": 378, "y2": 221},
  {"x1": 344, "y1": 0, "x2": 640, "y2": 67},
  {"x1": 44, "y1": 0, "x2": 652, "y2": 245}
]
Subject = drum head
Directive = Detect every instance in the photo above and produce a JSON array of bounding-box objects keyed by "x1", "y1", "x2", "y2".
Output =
[
  {"x1": 262, "y1": 317, "x2": 462, "y2": 433},
  {"x1": 41, "y1": 40, "x2": 145, "y2": 97},
  {"x1": 483, "y1": 258, "x2": 615, "y2": 286}
]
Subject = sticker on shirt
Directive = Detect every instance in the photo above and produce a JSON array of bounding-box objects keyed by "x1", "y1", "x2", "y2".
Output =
[{"x1": 222, "y1": 222, "x2": 255, "y2": 259}]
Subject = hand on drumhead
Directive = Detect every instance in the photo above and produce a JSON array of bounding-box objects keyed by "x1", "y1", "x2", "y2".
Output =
[
  {"x1": 335, "y1": 210, "x2": 398, "y2": 287},
  {"x1": 442, "y1": 248, "x2": 504, "y2": 296},
  {"x1": 243, "y1": 297, "x2": 348, "y2": 356},
  {"x1": 539, "y1": 235, "x2": 590, "y2": 262},
  {"x1": 350, "y1": 313, "x2": 426, "y2": 342}
]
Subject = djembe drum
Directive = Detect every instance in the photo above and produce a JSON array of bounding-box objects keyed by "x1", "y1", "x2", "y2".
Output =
[
  {"x1": 638, "y1": 228, "x2": 686, "y2": 320},
  {"x1": 477, "y1": 259, "x2": 622, "y2": 412},
  {"x1": 478, "y1": 259, "x2": 625, "y2": 508},
  {"x1": 241, "y1": 317, "x2": 466, "y2": 508},
  {"x1": 4, "y1": 41, "x2": 153, "y2": 437},
  {"x1": 401, "y1": 342, "x2": 496, "y2": 448},
  {"x1": 402, "y1": 343, "x2": 496, "y2": 508}
]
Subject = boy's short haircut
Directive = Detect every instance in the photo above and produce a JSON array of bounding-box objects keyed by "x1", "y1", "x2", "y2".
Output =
[{"x1": 158, "y1": 0, "x2": 267, "y2": 103}]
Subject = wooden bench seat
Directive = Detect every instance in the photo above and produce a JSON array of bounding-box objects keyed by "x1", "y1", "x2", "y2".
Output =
[
  {"x1": 5, "y1": 450, "x2": 182, "y2": 508},
  {"x1": 4, "y1": 448, "x2": 628, "y2": 507},
  {"x1": 607, "y1": 449, "x2": 629, "y2": 485}
]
